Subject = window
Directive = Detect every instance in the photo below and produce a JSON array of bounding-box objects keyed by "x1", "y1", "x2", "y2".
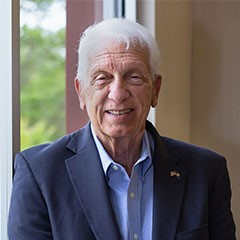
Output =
[
  {"x1": 103, "y1": 0, "x2": 136, "y2": 20},
  {"x1": 1, "y1": 1, "x2": 154, "y2": 239},
  {"x1": 20, "y1": 0, "x2": 66, "y2": 150}
]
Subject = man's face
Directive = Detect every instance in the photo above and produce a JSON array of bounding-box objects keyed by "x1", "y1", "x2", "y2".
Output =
[{"x1": 75, "y1": 42, "x2": 161, "y2": 141}]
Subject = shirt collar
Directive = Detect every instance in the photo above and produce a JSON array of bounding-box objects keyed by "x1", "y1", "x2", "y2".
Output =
[{"x1": 90, "y1": 123, "x2": 153, "y2": 176}]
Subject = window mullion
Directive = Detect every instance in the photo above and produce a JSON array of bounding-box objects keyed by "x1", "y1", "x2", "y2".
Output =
[{"x1": 0, "y1": 0, "x2": 15, "y2": 239}]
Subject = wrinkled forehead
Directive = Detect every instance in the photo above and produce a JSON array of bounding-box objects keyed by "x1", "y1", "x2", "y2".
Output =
[{"x1": 88, "y1": 39, "x2": 149, "y2": 64}]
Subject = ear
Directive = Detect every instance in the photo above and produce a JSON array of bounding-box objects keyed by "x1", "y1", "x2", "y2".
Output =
[
  {"x1": 151, "y1": 74, "x2": 162, "y2": 108},
  {"x1": 74, "y1": 78, "x2": 86, "y2": 110}
]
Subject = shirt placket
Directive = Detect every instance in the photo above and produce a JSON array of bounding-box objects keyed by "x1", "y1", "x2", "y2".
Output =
[{"x1": 128, "y1": 164, "x2": 142, "y2": 240}]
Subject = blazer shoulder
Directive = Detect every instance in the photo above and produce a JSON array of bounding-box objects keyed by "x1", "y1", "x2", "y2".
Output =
[
  {"x1": 160, "y1": 136, "x2": 230, "y2": 185},
  {"x1": 146, "y1": 120, "x2": 226, "y2": 166},
  {"x1": 162, "y1": 136, "x2": 225, "y2": 161},
  {"x1": 15, "y1": 124, "x2": 92, "y2": 172},
  {"x1": 19, "y1": 132, "x2": 74, "y2": 161}
]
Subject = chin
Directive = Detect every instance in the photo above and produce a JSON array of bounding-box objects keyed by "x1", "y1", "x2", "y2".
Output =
[{"x1": 106, "y1": 126, "x2": 140, "y2": 139}]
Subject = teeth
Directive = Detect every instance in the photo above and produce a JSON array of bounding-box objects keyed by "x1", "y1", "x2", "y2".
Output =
[{"x1": 107, "y1": 109, "x2": 131, "y2": 115}]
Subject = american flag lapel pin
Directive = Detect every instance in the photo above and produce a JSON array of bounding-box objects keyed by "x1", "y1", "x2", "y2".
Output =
[{"x1": 170, "y1": 170, "x2": 181, "y2": 179}]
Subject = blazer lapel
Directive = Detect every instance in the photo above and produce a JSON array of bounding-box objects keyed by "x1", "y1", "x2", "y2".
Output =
[
  {"x1": 65, "y1": 121, "x2": 187, "y2": 240},
  {"x1": 147, "y1": 123, "x2": 187, "y2": 240},
  {"x1": 65, "y1": 124, "x2": 121, "y2": 240}
]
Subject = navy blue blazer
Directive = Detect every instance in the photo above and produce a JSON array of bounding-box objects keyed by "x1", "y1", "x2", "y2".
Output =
[{"x1": 8, "y1": 121, "x2": 236, "y2": 240}]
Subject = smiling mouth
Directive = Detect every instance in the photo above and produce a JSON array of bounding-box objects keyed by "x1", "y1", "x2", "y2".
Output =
[{"x1": 106, "y1": 109, "x2": 133, "y2": 115}]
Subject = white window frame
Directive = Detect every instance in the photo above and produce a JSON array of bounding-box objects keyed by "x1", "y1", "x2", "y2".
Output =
[
  {"x1": 103, "y1": 0, "x2": 122, "y2": 19},
  {"x1": 0, "y1": 0, "x2": 18, "y2": 239},
  {"x1": 125, "y1": 0, "x2": 136, "y2": 21},
  {"x1": 103, "y1": 0, "x2": 136, "y2": 20},
  {"x1": 137, "y1": 0, "x2": 156, "y2": 125}
]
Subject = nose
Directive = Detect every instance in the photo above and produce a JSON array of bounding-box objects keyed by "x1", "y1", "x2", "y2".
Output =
[{"x1": 108, "y1": 77, "x2": 130, "y2": 103}]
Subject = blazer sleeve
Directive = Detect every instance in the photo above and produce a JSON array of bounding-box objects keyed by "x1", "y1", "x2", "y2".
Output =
[
  {"x1": 209, "y1": 156, "x2": 236, "y2": 240},
  {"x1": 8, "y1": 153, "x2": 53, "y2": 240}
]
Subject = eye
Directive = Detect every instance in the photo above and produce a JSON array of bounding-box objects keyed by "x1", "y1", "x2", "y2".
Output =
[
  {"x1": 91, "y1": 72, "x2": 112, "y2": 89},
  {"x1": 127, "y1": 72, "x2": 145, "y2": 85},
  {"x1": 95, "y1": 73, "x2": 108, "y2": 81},
  {"x1": 130, "y1": 74, "x2": 141, "y2": 79}
]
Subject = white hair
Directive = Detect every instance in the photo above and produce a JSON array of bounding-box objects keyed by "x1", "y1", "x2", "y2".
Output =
[{"x1": 76, "y1": 18, "x2": 161, "y2": 84}]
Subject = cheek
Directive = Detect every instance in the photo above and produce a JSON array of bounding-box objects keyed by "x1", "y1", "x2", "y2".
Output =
[
  {"x1": 83, "y1": 89, "x2": 95, "y2": 113},
  {"x1": 134, "y1": 94, "x2": 152, "y2": 116},
  {"x1": 84, "y1": 89, "x2": 106, "y2": 114},
  {"x1": 137, "y1": 87, "x2": 153, "y2": 105}
]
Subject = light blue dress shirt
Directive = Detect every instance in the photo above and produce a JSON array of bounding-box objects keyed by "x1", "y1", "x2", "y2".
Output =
[{"x1": 91, "y1": 125, "x2": 154, "y2": 240}]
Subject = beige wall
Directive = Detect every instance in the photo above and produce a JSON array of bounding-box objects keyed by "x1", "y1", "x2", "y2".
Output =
[
  {"x1": 155, "y1": 1, "x2": 239, "y2": 237},
  {"x1": 155, "y1": 0, "x2": 192, "y2": 142}
]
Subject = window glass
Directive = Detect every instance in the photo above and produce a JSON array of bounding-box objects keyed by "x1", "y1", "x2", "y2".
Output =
[{"x1": 20, "y1": 0, "x2": 66, "y2": 150}]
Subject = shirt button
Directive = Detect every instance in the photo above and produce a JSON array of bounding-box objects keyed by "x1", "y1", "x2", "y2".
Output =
[
  {"x1": 130, "y1": 192, "x2": 135, "y2": 198},
  {"x1": 112, "y1": 165, "x2": 119, "y2": 171},
  {"x1": 133, "y1": 233, "x2": 139, "y2": 240}
]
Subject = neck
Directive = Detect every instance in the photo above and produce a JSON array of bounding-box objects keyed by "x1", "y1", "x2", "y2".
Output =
[{"x1": 100, "y1": 134, "x2": 143, "y2": 177}]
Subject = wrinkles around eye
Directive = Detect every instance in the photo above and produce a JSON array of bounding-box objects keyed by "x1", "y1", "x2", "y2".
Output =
[
  {"x1": 90, "y1": 77, "x2": 111, "y2": 89},
  {"x1": 90, "y1": 71, "x2": 149, "y2": 88},
  {"x1": 126, "y1": 72, "x2": 148, "y2": 85}
]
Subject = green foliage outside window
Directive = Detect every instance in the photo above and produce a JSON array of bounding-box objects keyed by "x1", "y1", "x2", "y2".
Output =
[{"x1": 20, "y1": 0, "x2": 65, "y2": 150}]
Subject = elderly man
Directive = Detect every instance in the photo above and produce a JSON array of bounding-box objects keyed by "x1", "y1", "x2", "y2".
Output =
[{"x1": 8, "y1": 18, "x2": 236, "y2": 240}]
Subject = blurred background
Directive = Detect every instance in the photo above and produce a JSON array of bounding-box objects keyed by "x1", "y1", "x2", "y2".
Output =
[
  {"x1": 20, "y1": 0, "x2": 66, "y2": 150},
  {"x1": 1, "y1": 0, "x2": 239, "y2": 239}
]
